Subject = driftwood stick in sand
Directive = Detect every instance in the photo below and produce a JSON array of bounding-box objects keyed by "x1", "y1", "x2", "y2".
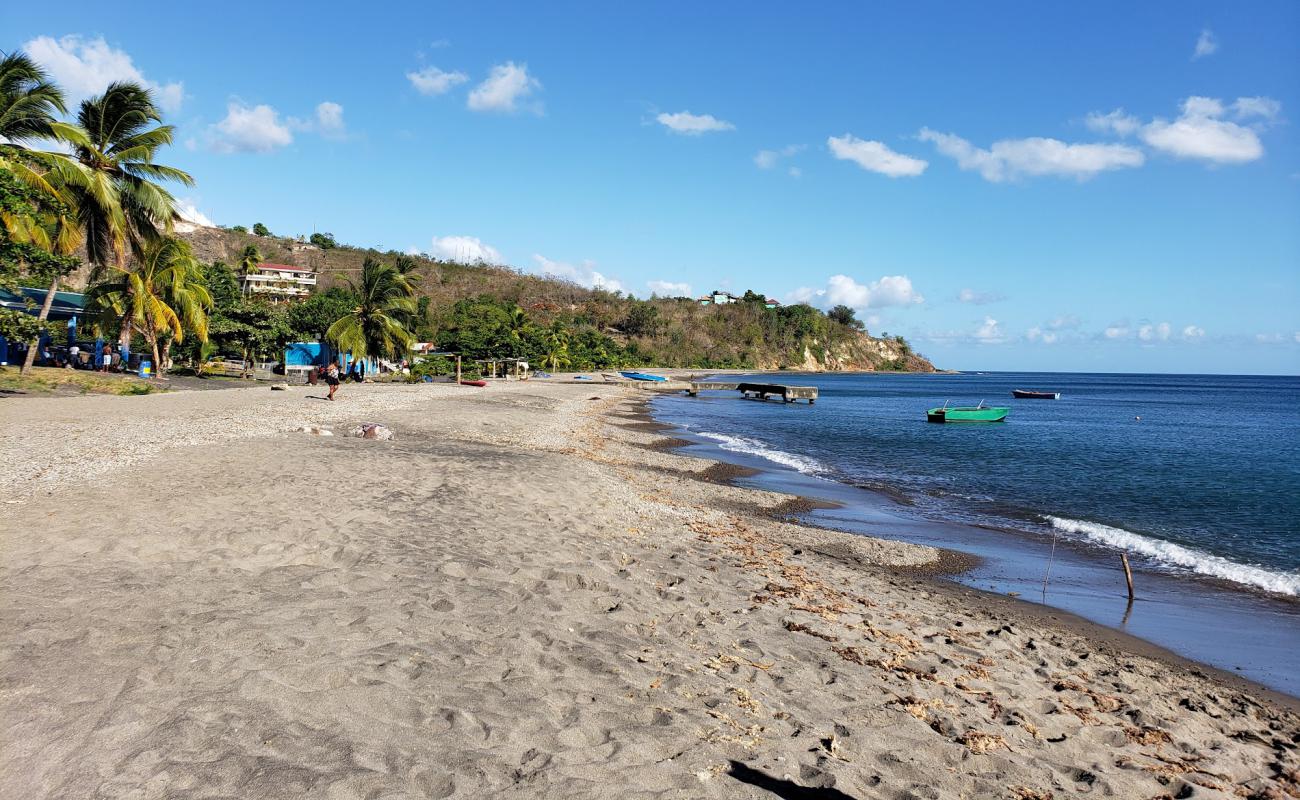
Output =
[{"x1": 1121, "y1": 552, "x2": 1135, "y2": 600}]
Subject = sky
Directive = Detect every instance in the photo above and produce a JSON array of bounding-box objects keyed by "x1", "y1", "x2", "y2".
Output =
[{"x1": 4, "y1": 1, "x2": 1298, "y2": 373}]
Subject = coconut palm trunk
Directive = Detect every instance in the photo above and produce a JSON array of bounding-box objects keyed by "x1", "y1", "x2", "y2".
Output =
[{"x1": 18, "y1": 278, "x2": 58, "y2": 373}]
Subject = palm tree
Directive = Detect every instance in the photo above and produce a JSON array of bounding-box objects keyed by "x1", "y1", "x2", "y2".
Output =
[
  {"x1": 0, "y1": 51, "x2": 85, "y2": 374},
  {"x1": 326, "y1": 258, "x2": 417, "y2": 362},
  {"x1": 236, "y1": 244, "x2": 260, "y2": 277},
  {"x1": 541, "y1": 323, "x2": 571, "y2": 372},
  {"x1": 86, "y1": 237, "x2": 211, "y2": 375},
  {"x1": 56, "y1": 82, "x2": 193, "y2": 280},
  {"x1": 506, "y1": 306, "x2": 531, "y2": 346}
]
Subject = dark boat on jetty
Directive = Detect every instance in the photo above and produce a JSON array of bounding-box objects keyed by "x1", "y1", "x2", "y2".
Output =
[{"x1": 1012, "y1": 389, "x2": 1060, "y2": 399}]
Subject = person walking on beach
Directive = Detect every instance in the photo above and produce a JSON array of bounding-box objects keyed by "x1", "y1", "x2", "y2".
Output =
[{"x1": 323, "y1": 361, "x2": 340, "y2": 401}]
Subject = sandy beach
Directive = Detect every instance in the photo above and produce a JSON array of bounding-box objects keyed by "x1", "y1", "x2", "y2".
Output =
[{"x1": 2, "y1": 381, "x2": 1297, "y2": 799}]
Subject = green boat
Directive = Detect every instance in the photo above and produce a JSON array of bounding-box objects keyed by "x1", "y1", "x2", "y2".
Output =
[{"x1": 927, "y1": 401, "x2": 1009, "y2": 423}]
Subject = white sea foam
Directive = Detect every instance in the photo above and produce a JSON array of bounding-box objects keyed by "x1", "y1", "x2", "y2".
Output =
[
  {"x1": 696, "y1": 431, "x2": 825, "y2": 475},
  {"x1": 1045, "y1": 516, "x2": 1300, "y2": 597}
]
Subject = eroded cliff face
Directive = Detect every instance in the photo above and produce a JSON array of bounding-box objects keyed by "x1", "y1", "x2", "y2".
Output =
[{"x1": 756, "y1": 333, "x2": 935, "y2": 373}]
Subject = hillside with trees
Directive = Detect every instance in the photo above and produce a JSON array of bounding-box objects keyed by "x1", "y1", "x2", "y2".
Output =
[{"x1": 166, "y1": 225, "x2": 935, "y2": 372}]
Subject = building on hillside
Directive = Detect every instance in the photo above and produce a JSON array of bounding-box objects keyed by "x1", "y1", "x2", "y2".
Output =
[
  {"x1": 698, "y1": 290, "x2": 739, "y2": 306},
  {"x1": 241, "y1": 263, "x2": 317, "y2": 301},
  {"x1": 696, "y1": 290, "x2": 780, "y2": 308}
]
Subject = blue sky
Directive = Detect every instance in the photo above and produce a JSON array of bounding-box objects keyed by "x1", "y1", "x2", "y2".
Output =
[{"x1": 5, "y1": 1, "x2": 1298, "y2": 373}]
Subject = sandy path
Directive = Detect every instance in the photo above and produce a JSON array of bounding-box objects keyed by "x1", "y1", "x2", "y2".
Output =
[{"x1": 2, "y1": 383, "x2": 1297, "y2": 798}]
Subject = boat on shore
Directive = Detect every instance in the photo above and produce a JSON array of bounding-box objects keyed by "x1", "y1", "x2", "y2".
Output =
[
  {"x1": 1012, "y1": 389, "x2": 1060, "y2": 399},
  {"x1": 619, "y1": 371, "x2": 668, "y2": 382},
  {"x1": 459, "y1": 379, "x2": 487, "y2": 387},
  {"x1": 927, "y1": 402, "x2": 1009, "y2": 423}
]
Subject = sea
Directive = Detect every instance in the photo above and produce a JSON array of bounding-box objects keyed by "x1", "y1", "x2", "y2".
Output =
[{"x1": 650, "y1": 372, "x2": 1300, "y2": 696}]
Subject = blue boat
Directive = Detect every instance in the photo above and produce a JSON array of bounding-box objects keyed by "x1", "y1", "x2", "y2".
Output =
[{"x1": 619, "y1": 371, "x2": 668, "y2": 382}]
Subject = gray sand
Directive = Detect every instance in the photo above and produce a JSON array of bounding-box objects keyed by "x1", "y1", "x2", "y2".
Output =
[{"x1": 2, "y1": 382, "x2": 1297, "y2": 798}]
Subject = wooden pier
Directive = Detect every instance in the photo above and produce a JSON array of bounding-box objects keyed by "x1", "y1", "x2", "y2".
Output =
[{"x1": 687, "y1": 381, "x2": 818, "y2": 404}]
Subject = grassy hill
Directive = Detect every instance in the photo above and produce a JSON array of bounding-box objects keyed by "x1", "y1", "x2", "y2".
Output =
[{"x1": 164, "y1": 225, "x2": 935, "y2": 372}]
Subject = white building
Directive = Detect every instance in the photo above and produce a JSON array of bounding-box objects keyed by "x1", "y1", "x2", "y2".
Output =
[{"x1": 241, "y1": 263, "x2": 317, "y2": 301}]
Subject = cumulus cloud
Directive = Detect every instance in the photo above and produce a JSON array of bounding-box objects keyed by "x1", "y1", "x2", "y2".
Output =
[
  {"x1": 788, "y1": 274, "x2": 923, "y2": 310},
  {"x1": 1026, "y1": 314, "x2": 1082, "y2": 344},
  {"x1": 647, "y1": 280, "x2": 692, "y2": 297},
  {"x1": 754, "y1": 144, "x2": 804, "y2": 169},
  {"x1": 1231, "y1": 96, "x2": 1282, "y2": 121},
  {"x1": 1182, "y1": 325, "x2": 1205, "y2": 340},
  {"x1": 24, "y1": 34, "x2": 184, "y2": 112},
  {"x1": 1103, "y1": 324, "x2": 1130, "y2": 339},
  {"x1": 289, "y1": 101, "x2": 348, "y2": 140},
  {"x1": 429, "y1": 235, "x2": 503, "y2": 264},
  {"x1": 1137, "y1": 322, "x2": 1172, "y2": 342},
  {"x1": 1085, "y1": 96, "x2": 1279, "y2": 165},
  {"x1": 1140, "y1": 96, "x2": 1270, "y2": 164},
  {"x1": 957, "y1": 288, "x2": 1005, "y2": 305},
  {"x1": 1026, "y1": 326, "x2": 1057, "y2": 344},
  {"x1": 1193, "y1": 28, "x2": 1219, "y2": 59},
  {"x1": 533, "y1": 255, "x2": 622, "y2": 292},
  {"x1": 919, "y1": 128, "x2": 1143, "y2": 181},
  {"x1": 656, "y1": 111, "x2": 735, "y2": 135},
  {"x1": 315, "y1": 102, "x2": 345, "y2": 135},
  {"x1": 210, "y1": 102, "x2": 293, "y2": 153},
  {"x1": 468, "y1": 62, "x2": 541, "y2": 113},
  {"x1": 407, "y1": 66, "x2": 469, "y2": 95},
  {"x1": 973, "y1": 316, "x2": 1006, "y2": 343},
  {"x1": 174, "y1": 199, "x2": 214, "y2": 227},
  {"x1": 827, "y1": 134, "x2": 927, "y2": 177},
  {"x1": 1085, "y1": 109, "x2": 1141, "y2": 137}
]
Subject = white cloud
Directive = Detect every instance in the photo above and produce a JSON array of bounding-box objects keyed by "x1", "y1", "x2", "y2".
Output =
[
  {"x1": 1104, "y1": 324, "x2": 1130, "y2": 339},
  {"x1": 754, "y1": 144, "x2": 804, "y2": 169},
  {"x1": 788, "y1": 166, "x2": 802, "y2": 178},
  {"x1": 656, "y1": 111, "x2": 735, "y2": 135},
  {"x1": 407, "y1": 66, "x2": 469, "y2": 96},
  {"x1": 919, "y1": 128, "x2": 1143, "y2": 181},
  {"x1": 174, "y1": 199, "x2": 214, "y2": 228},
  {"x1": 973, "y1": 316, "x2": 1006, "y2": 344},
  {"x1": 1026, "y1": 314, "x2": 1082, "y2": 344},
  {"x1": 1193, "y1": 28, "x2": 1219, "y2": 59},
  {"x1": 1085, "y1": 109, "x2": 1141, "y2": 137},
  {"x1": 787, "y1": 274, "x2": 923, "y2": 310},
  {"x1": 1255, "y1": 333, "x2": 1283, "y2": 343},
  {"x1": 827, "y1": 134, "x2": 927, "y2": 178},
  {"x1": 957, "y1": 288, "x2": 1005, "y2": 305},
  {"x1": 1137, "y1": 322, "x2": 1172, "y2": 342},
  {"x1": 1140, "y1": 96, "x2": 1267, "y2": 164},
  {"x1": 313, "y1": 101, "x2": 345, "y2": 138},
  {"x1": 1182, "y1": 325, "x2": 1205, "y2": 340},
  {"x1": 24, "y1": 34, "x2": 184, "y2": 112},
  {"x1": 468, "y1": 62, "x2": 541, "y2": 113},
  {"x1": 533, "y1": 254, "x2": 622, "y2": 292},
  {"x1": 429, "y1": 235, "x2": 503, "y2": 264},
  {"x1": 1231, "y1": 96, "x2": 1282, "y2": 121},
  {"x1": 210, "y1": 102, "x2": 293, "y2": 153},
  {"x1": 647, "y1": 280, "x2": 692, "y2": 297}
]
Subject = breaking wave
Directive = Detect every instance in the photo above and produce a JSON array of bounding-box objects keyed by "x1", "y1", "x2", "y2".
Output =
[
  {"x1": 696, "y1": 431, "x2": 825, "y2": 475},
  {"x1": 1045, "y1": 516, "x2": 1300, "y2": 597}
]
